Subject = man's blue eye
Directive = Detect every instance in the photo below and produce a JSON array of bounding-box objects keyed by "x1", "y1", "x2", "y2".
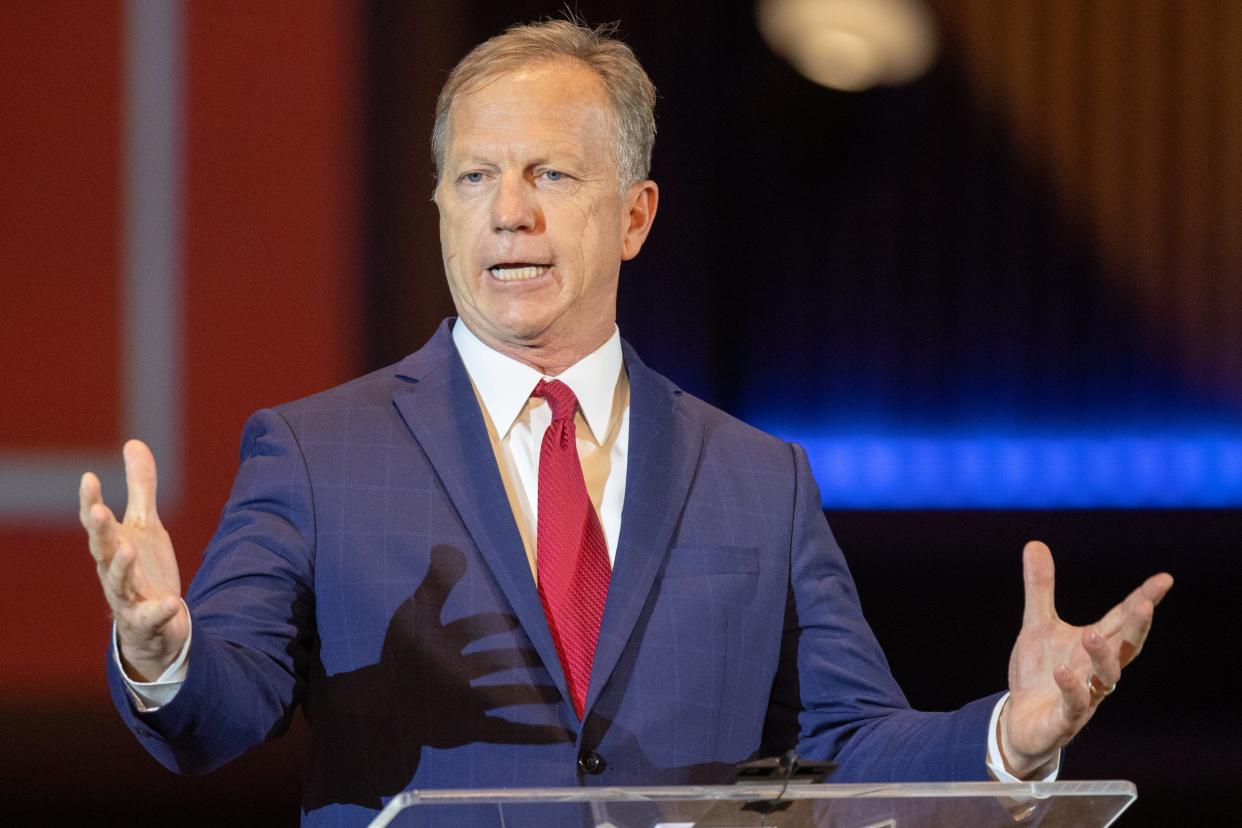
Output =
[
  {"x1": 544, "y1": 170, "x2": 563, "y2": 181},
  {"x1": 463, "y1": 172, "x2": 483, "y2": 183}
]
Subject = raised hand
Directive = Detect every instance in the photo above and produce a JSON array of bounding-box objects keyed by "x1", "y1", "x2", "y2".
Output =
[
  {"x1": 79, "y1": 439, "x2": 189, "y2": 681},
  {"x1": 999, "y1": 540, "x2": 1173, "y2": 777}
]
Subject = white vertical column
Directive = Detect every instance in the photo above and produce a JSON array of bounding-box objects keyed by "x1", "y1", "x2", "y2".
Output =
[{"x1": 123, "y1": 0, "x2": 184, "y2": 509}]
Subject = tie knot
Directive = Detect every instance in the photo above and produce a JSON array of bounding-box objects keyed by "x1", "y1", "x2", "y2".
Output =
[{"x1": 533, "y1": 379, "x2": 579, "y2": 422}]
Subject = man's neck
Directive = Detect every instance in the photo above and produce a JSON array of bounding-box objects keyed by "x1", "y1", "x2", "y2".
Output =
[{"x1": 461, "y1": 323, "x2": 614, "y2": 377}]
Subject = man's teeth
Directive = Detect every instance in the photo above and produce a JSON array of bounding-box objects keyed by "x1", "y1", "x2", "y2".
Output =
[{"x1": 489, "y1": 265, "x2": 548, "y2": 281}]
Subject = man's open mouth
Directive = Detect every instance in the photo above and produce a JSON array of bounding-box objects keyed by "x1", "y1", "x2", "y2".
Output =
[{"x1": 489, "y1": 264, "x2": 550, "y2": 281}]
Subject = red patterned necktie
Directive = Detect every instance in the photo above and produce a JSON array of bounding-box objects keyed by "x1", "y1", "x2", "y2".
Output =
[{"x1": 532, "y1": 378, "x2": 611, "y2": 719}]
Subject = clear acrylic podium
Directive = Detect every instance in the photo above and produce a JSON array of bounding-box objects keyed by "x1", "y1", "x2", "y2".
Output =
[{"x1": 368, "y1": 780, "x2": 1137, "y2": 827}]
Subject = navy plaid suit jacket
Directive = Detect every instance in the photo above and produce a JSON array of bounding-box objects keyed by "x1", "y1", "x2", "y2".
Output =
[{"x1": 109, "y1": 320, "x2": 1001, "y2": 825}]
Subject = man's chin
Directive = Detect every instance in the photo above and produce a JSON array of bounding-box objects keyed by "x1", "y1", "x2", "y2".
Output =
[{"x1": 472, "y1": 317, "x2": 557, "y2": 350}]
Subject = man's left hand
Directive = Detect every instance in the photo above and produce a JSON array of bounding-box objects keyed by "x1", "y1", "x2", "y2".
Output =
[{"x1": 999, "y1": 540, "x2": 1173, "y2": 778}]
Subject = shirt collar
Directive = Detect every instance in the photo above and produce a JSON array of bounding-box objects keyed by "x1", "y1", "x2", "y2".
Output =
[{"x1": 451, "y1": 319, "x2": 623, "y2": 443}]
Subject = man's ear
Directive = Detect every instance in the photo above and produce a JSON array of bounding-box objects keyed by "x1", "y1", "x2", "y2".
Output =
[{"x1": 620, "y1": 180, "x2": 659, "y2": 261}]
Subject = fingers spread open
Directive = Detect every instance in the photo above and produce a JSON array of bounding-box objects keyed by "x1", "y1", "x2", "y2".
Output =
[
  {"x1": 1083, "y1": 627, "x2": 1121, "y2": 695},
  {"x1": 80, "y1": 473, "x2": 119, "y2": 561},
  {"x1": 1022, "y1": 541, "x2": 1057, "y2": 626},
  {"x1": 463, "y1": 647, "x2": 543, "y2": 679},
  {"x1": 106, "y1": 540, "x2": 137, "y2": 604},
  {"x1": 1115, "y1": 599, "x2": 1155, "y2": 668},
  {"x1": 78, "y1": 472, "x2": 102, "y2": 528},
  {"x1": 122, "y1": 439, "x2": 159, "y2": 523},
  {"x1": 444, "y1": 611, "x2": 521, "y2": 640},
  {"x1": 1096, "y1": 572, "x2": 1169, "y2": 671},
  {"x1": 85, "y1": 501, "x2": 120, "y2": 565},
  {"x1": 1100, "y1": 572, "x2": 1173, "y2": 633},
  {"x1": 1140, "y1": 572, "x2": 1175, "y2": 606}
]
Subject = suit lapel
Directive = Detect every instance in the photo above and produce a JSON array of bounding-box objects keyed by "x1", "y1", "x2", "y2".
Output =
[
  {"x1": 389, "y1": 322, "x2": 571, "y2": 706},
  {"x1": 586, "y1": 341, "x2": 703, "y2": 714},
  {"x1": 389, "y1": 325, "x2": 704, "y2": 723}
]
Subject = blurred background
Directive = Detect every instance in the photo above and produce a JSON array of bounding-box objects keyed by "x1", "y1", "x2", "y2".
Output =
[{"x1": 2, "y1": 1, "x2": 1238, "y2": 824}]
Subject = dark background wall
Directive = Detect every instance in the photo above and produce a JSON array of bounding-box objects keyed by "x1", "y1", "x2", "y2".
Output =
[{"x1": 2, "y1": 1, "x2": 1238, "y2": 825}]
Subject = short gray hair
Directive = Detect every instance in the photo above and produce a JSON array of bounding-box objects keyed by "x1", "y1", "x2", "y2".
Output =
[{"x1": 432, "y1": 19, "x2": 657, "y2": 187}]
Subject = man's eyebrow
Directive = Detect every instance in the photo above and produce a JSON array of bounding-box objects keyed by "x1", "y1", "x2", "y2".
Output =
[
  {"x1": 535, "y1": 154, "x2": 588, "y2": 169},
  {"x1": 450, "y1": 154, "x2": 499, "y2": 168},
  {"x1": 449, "y1": 143, "x2": 594, "y2": 173},
  {"x1": 531, "y1": 146, "x2": 593, "y2": 169}
]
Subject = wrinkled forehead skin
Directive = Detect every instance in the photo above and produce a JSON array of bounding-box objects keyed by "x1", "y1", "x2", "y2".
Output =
[{"x1": 438, "y1": 57, "x2": 626, "y2": 187}]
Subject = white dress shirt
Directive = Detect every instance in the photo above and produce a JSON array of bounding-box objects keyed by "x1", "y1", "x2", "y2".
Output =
[
  {"x1": 119, "y1": 319, "x2": 1049, "y2": 781},
  {"x1": 451, "y1": 319, "x2": 629, "y2": 574}
]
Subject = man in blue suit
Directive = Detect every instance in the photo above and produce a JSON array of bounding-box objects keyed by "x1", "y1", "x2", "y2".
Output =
[{"x1": 80, "y1": 20, "x2": 1172, "y2": 826}]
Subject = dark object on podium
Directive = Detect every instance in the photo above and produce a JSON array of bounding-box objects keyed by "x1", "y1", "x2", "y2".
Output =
[
  {"x1": 689, "y1": 752, "x2": 839, "y2": 825},
  {"x1": 731, "y1": 752, "x2": 838, "y2": 786}
]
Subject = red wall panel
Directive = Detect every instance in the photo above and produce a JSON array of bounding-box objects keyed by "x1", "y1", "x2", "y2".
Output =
[
  {"x1": 0, "y1": 2, "x2": 123, "y2": 449},
  {"x1": 0, "y1": 2, "x2": 360, "y2": 706}
]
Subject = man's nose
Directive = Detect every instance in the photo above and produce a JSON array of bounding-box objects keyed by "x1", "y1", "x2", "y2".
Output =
[{"x1": 491, "y1": 172, "x2": 539, "y2": 233}]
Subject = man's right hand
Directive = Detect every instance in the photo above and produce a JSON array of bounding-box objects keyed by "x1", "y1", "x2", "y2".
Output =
[{"x1": 80, "y1": 439, "x2": 188, "y2": 682}]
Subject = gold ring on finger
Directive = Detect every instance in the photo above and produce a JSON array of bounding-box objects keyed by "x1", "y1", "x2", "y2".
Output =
[{"x1": 1087, "y1": 674, "x2": 1116, "y2": 702}]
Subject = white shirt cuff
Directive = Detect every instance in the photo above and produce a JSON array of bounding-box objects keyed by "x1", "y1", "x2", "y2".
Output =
[
  {"x1": 986, "y1": 692, "x2": 1060, "y2": 782},
  {"x1": 113, "y1": 600, "x2": 192, "y2": 712}
]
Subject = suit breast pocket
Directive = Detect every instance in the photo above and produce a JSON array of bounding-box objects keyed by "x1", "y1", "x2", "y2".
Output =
[
  {"x1": 649, "y1": 546, "x2": 768, "y2": 662},
  {"x1": 661, "y1": 546, "x2": 760, "y2": 577}
]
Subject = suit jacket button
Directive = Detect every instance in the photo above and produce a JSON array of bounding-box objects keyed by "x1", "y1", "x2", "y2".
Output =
[{"x1": 578, "y1": 751, "x2": 605, "y2": 775}]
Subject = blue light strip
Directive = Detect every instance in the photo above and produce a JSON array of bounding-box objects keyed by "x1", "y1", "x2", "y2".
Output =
[{"x1": 762, "y1": 430, "x2": 1242, "y2": 508}]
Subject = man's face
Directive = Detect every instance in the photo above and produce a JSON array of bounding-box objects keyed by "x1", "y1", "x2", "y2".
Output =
[{"x1": 435, "y1": 61, "x2": 657, "y2": 365}]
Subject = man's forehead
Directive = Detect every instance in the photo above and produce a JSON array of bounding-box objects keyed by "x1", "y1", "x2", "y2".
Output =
[
  {"x1": 452, "y1": 59, "x2": 612, "y2": 117},
  {"x1": 445, "y1": 67, "x2": 614, "y2": 154}
]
